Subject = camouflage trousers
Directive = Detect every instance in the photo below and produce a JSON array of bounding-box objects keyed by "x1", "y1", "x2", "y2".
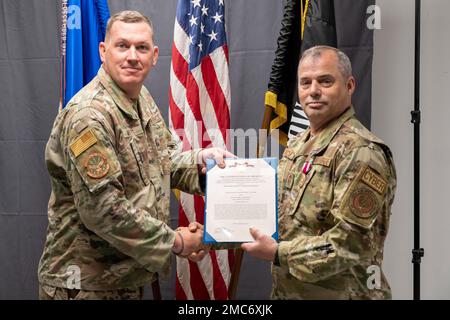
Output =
[{"x1": 39, "y1": 283, "x2": 144, "y2": 300}]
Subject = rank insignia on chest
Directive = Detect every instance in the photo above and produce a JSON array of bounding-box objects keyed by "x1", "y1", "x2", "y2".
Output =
[{"x1": 283, "y1": 149, "x2": 295, "y2": 160}]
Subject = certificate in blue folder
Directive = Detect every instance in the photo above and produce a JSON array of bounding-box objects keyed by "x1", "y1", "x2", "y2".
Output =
[{"x1": 203, "y1": 158, "x2": 278, "y2": 243}]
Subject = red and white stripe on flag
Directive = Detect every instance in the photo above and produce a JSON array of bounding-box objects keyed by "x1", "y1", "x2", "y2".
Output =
[{"x1": 169, "y1": 0, "x2": 234, "y2": 300}]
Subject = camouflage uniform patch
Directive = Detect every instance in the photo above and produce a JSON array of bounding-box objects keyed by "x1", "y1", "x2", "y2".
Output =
[
  {"x1": 362, "y1": 166, "x2": 387, "y2": 195},
  {"x1": 68, "y1": 126, "x2": 121, "y2": 194},
  {"x1": 84, "y1": 152, "x2": 110, "y2": 179},
  {"x1": 349, "y1": 188, "x2": 378, "y2": 219},
  {"x1": 339, "y1": 164, "x2": 386, "y2": 228},
  {"x1": 70, "y1": 129, "x2": 98, "y2": 157}
]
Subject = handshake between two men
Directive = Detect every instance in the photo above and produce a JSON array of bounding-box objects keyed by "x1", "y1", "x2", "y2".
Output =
[
  {"x1": 171, "y1": 222, "x2": 210, "y2": 262},
  {"x1": 168, "y1": 147, "x2": 277, "y2": 264}
]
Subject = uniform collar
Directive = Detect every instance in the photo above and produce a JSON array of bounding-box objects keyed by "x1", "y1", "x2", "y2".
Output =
[
  {"x1": 310, "y1": 106, "x2": 355, "y2": 155},
  {"x1": 98, "y1": 66, "x2": 139, "y2": 120},
  {"x1": 293, "y1": 106, "x2": 355, "y2": 156}
]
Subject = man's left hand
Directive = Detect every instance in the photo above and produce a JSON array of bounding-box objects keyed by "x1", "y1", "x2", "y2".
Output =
[
  {"x1": 241, "y1": 227, "x2": 277, "y2": 261},
  {"x1": 197, "y1": 148, "x2": 236, "y2": 174}
]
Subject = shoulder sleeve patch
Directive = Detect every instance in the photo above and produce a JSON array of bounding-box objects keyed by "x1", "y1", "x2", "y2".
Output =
[
  {"x1": 362, "y1": 166, "x2": 387, "y2": 195},
  {"x1": 336, "y1": 164, "x2": 385, "y2": 229},
  {"x1": 68, "y1": 128, "x2": 120, "y2": 193},
  {"x1": 348, "y1": 188, "x2": 379, "y2": 219},
  {"x1": 70, "y1": 129, "x2": 98, "y2": 158},
  {"x1": 314, "y1": 156, "x2": 332, "y2": 167},
  {"x1": 84, "y1": 152, "x2": 110, "y2": 179}
]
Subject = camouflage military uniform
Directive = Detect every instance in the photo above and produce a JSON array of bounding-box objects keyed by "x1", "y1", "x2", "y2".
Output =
[
  {"x1": 38, "y1": 67, "x2": 203, "y2": 298},
  {"x1": 273, "y1": 106, "x2": 396, "y2": 300}
]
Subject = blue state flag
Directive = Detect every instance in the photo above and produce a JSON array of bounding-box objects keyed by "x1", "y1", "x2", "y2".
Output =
[{"x1": 62, "y1": 0, "x2": 110, "y2": 107}]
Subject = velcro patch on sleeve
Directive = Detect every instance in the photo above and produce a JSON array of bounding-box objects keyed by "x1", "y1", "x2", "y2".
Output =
[
  {"x1": 69, "y1": 137, "x2": 121, "y2": 193},
  {"x1": 362, "y1": 166, "x2": 387, "y2": 195},
  {"x1": 70, "y1": 130, "x2": 98, "y2": 158},
  {"x1": 348, "y1": 188, "x2": 379, "y2": 219},
  {"x1": 73, "y1": 119, "x2": 89, "y2": 134},
  {"x1": 337, "y1": 165, "x2": 384, "y2": 229},
  {"x1": 84, "y1": 152, "x2": 110, "y2": 179}
]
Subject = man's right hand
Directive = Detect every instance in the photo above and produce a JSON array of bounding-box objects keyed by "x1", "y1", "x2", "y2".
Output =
[
  {"x1": 186, "y1": 222, "x2": 211, "y2": 262},
  {"x1": 177, "y1": 226, "x2": 203, "y2": 255}
]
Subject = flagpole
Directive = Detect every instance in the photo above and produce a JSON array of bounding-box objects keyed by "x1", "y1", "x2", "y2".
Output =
[
  {"x1": 228, "y1": 249, "x2": 243, "y2": 300},
  {"x1": 411, "y1": 0, "x2": 424, "y2": 301}
]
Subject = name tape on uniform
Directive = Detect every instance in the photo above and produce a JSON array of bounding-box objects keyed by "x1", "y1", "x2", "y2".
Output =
[{"x1": 362, "y1": 167, "x2": 387, "y2": 195}]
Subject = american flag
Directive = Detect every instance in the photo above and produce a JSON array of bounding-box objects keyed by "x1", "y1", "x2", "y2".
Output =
[{"x1": 169, "y1": 0, "x2": 234, "y2": 300}]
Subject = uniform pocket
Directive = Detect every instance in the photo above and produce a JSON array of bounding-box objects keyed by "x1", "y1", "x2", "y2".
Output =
[
  {"x1": 289, "y1": 169, "x2": 316, "y2": 216},
  {"x1": 130, "y1": 139, "x2": 150, "y2": 186},
  {"x1": 115, "y1": 135, "x2": 148, "y2": 196},
  {"x1": 68, "y1": 128, "x2": 121, "y2": 194}
]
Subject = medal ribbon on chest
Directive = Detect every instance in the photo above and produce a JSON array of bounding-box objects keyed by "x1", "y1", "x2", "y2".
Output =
[{"x1": 302, "y1": 158, "x2": 313, "y2": 174}]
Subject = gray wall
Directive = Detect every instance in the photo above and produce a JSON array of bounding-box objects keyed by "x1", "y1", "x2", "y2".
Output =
[
  {"x1": 373, "y1": 0, "x2": 450, "y2": 299},
  {"x1": 0, "y1": 0, "x2": 60, "y2": 300}
]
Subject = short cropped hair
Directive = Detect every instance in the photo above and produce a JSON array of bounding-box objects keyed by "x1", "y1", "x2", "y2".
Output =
[
  {"x1": 105, "y1": 10, "x2": 154, "y2": 40},
  {"x1": 299, "y1": 45, "x2": 352, "y2": 80}
]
